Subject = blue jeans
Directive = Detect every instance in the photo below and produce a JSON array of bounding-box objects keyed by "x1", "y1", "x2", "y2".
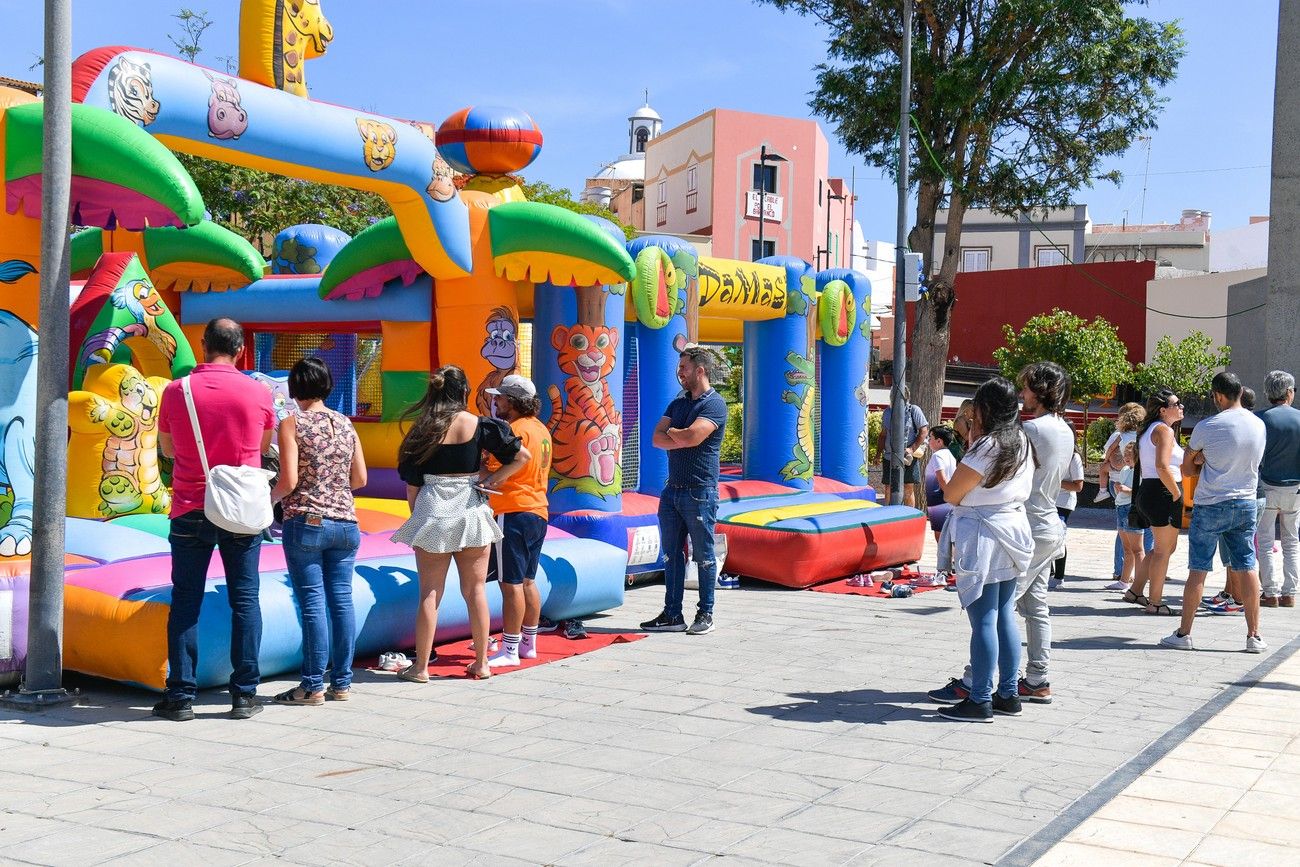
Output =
[
  {"x1": 283, "y1": 516, "x2": 361, "y2": 693},
  {"x1": 166, "y1": 510, "x2": 264, "y2": 701},
  {"x1": 659, "y1": 486, "x2": 720, "y2": 618},
  {"x1": 1190, "y1": 498, "x2": 1260, "y2": 572},
  {"x1": 966, "y1": 578, "x2": 1020, "y2": 704},
  {"x1": 1114, "y1": 504, "x2": 1155, "y2": 575}
]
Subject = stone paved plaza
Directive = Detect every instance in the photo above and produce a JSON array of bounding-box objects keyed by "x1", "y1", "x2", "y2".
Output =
[{"x1": 2, "y1": 510, "x2": 1298, "y2": 865}]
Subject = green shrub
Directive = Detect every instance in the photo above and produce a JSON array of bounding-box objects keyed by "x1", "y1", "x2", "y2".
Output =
[
  {"x1": 721, "y1": 403, "x2": 744, "y2": 463},
  {"x1": 866, "y1": 410, "x2": 883, "y2": 465},
  {"x1": 1085, "y1": 417, "x2": 1115, "y2": 464}
]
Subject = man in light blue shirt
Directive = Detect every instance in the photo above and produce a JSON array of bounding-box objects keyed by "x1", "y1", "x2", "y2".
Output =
[
  {"x1": 1257, "y1": 370, "x2": 1300, "y2": 606},
  {"x1": 1162, "y1": 372, "x2": 1267, "y2": 653}
]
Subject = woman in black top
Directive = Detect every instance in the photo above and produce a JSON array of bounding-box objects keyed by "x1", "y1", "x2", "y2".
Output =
[{"x1": 391, "y1": 365, "x2": 530, "y2": 681}]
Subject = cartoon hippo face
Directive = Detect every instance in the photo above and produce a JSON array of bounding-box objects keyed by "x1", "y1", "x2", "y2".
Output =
[
  {"x1": 99, "y1": 472, "x2": 144, "y2": 515},
  {"x1": 204, "y1": 72, "x2": 248, "y2": 140},
  {"x1": 356, "y1": 119, "x2": 397, "y2": 172}
]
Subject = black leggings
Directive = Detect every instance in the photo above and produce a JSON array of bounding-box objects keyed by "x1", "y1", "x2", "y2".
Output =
[{"x1": 1053, "y1": 507, "x2": 1073, "y2": 582}]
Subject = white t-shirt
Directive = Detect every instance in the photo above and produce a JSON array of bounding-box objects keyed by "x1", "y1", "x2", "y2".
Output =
[
  {"x1": 1056, "y1": 451, "x2": 1084, "y2": 510},
  {"x1": 1189, "y1": 407, "x2": 1267, "y2": 504},
  {"x1": 1104, "y1": 430, "x2": 1137, "y2": 470},
  {"x1": 1023, "y1": 414, "x2": 1075, "y2": 533},
  {"x1": 927, "y1": 448, "x2": 957, "y2": 485},
  {"x1": 957, "y1": 433, "x2": 1034, "y2": 507},
  {"x1": 1114, "y1": 465, "x2": 1135, "y2": 506}
]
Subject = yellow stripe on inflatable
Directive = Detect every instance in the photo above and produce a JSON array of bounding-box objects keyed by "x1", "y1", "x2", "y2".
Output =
[
  {"x1": 724, "y1": 497, "x2": 880, "y2": 527},
  {"x1": 355, "y1": 421, "x2": 404, "y2": 469},
  {"x1": 64, "y1": 585, "x2": 169, "y2": 690},
  {"x1": 494, "y1": 250, "x2": 630, "y2": 289},
  {"x1": 354, "y1": 497, "x2": 411, "y2": 518}
]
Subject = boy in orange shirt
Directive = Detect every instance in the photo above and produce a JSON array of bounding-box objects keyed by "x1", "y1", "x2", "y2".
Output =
[{"x1": 484, "y1": 375, "x2": 553, "y2": 667}]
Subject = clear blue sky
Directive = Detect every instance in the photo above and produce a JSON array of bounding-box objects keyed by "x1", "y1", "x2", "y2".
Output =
[{"x1": 1, "y1": 0, "x2": 1278, "y2": 243}]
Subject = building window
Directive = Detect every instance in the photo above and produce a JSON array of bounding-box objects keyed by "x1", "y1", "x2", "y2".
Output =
[
  {"x1": 685, "y1": 164, "x2": 698, "y2": 214},
  {"x1": 960, "y1": 248, "x2": 990, "y2": 272},
  {"x1": 818, "y1": 179, "x2": 823, "y2": 206},
  {"x1": 252, "y1": 330, "x2": 383, "y2": 420},
  {"x1": 751, "y1": 239, "x2": 775, "y2": 260},
  {"x1": 753, "y1": 163, "x2": 777, "y2": 194},
  {"x1": 656, "y1": 203, "x2": 667, "y2": 226},
  {"x1": 657, "y1": 180, "x2": 667, "y2": 204},
  {"x1": 631, "y1": 183, "x2": 644, "y2": 204},
  {"x1": 635, "y1": 127, "x2": 649, "y2": 153},
  {"x1": 1035, "y1": 246, "x2": 1067, "y2": 267}
]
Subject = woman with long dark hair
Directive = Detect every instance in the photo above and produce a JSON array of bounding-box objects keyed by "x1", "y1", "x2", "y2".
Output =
[
  {"x1": 390, "y1": 365, "x2": 530, "y2": 681},
  {"x1": 1123, "y1": 388, "x2": 1185, "y2": 615},
  {"x1": 933, "y1": 377, "x2": 1035, "y2": 723}
]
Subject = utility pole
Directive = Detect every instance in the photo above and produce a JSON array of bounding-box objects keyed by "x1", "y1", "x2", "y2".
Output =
[
  {"x1": 889, "y1": 0, "x2": 913, "y2": 506},
  {"x1": 4, "y1": 0, "x2": 75, "y2": 709}
]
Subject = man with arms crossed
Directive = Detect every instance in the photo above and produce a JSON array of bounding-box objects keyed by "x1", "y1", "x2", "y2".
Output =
[
  {"x1": 642, "y1": 345, "x2": 728, "y2": 636},
  {"x1": 1257, "y1": 370, "x2": 1300, "y2": 608},
  {"x1": 153, "y1": 318, "x2": 276, "y2": 721},
  {"x1": 484, "y1": 375, "x2": 553, "y2": 667},
  {"x1": 1163, "y1": 372, "x2": 1268, "y2": 652}
]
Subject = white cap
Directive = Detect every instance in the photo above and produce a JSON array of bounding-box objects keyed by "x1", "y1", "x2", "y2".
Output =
[{"x1": 485, "y1": 374, "x2": 536, "y2": 400}]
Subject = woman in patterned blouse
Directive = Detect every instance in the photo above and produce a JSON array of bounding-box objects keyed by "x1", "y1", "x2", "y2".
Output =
[{"x1": 270, "y1": 358, "x2": 368, "y2": 705}]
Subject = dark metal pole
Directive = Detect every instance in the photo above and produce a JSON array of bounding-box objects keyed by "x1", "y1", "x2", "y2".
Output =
[
  {"x1": 7, "y1": 0, "x2": 75, "y2": 707},
  {"x1": 889, "y1": 0, "x2": 913, "y2": 507},
  {"x1": 755, "y1": 145, "x2": 766, "y2": 261}
]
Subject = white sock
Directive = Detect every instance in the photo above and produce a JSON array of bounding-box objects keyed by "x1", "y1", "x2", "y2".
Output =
[
  {"x1": 489, "y1": 632, "x2": 522, "y2": 667},
  {"x1": 520, "y1": 625, "x2": 538, "y2": 659}
]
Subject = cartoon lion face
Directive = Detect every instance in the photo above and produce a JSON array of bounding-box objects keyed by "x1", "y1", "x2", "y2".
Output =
[
  {"x1": 107, "y1": 57, "x2": 161, "y2": 127},
  {"x1": 356, "y1": 119, "x2": 397, "y2": 172}
]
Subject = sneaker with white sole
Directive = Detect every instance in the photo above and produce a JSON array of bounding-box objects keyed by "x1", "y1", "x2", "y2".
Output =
[
  {"x1": 488, "y1": 646, "x2": 521, "y2": 668},
  {"x1": 937, "y1": 698, "x2": 993, "y2": 723},
  {"x1": 1105, "y1": 580, "x2": 1130, "y2": 591},
  {"x1": 1093, "y1": 488, "x2": 1112, "y2": 503},
  {"x1": 1246, "y1": 635, "x2": 1267, "y2": 654},
  {"x1": 686, "y1": 612, "x2": 715, "y2": 635},
  {"x1": 1160, "y1": 630, "x2": 1194, "y2": 651}
]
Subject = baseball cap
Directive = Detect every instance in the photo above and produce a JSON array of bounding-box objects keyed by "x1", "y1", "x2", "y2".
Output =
[{"x1": 485, "y1": 374, "x2": 536, "y2": 400}]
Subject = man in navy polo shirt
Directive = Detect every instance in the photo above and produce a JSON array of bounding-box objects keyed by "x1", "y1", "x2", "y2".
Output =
[{"x1": 642, "y1": 345, "x2": 729, "y2": 635}]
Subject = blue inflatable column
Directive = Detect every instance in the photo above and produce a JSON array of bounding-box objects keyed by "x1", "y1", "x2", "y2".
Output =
[
  {"x1": 742, "y1": 257, "x2": 815, "y2": 491},
  {"x1": 625, "y1": 236, "x2": 697, "y2": 496},
  {"x1": 816, "y1": 269, "x2": 872, "y2": 486},
  {"x1": 533, "y1": 281, "x2": 625, "y2": 515}
]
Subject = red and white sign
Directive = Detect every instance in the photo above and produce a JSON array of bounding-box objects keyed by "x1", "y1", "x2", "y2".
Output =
[{"x1": 745, "y1": 190, "x2": 784, "y2": 222}]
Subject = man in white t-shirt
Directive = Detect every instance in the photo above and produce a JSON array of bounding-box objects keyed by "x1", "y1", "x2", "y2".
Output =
[
  {"x1": 1162, "y1": 372, "x2": 1268, "y2": 653},
  {"x1": 1015, "y1": 362, "x2": 1076, "y2": 703}
]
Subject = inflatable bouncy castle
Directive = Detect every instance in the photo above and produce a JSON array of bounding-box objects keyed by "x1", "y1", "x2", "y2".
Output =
[{"x1": 0, "y1": 1, "x2": 923, "y2": 688}]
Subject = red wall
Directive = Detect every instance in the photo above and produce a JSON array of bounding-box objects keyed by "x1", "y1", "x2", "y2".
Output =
[{"x1": 910, "y1": 260, "x2": 1155, "y2": 366}]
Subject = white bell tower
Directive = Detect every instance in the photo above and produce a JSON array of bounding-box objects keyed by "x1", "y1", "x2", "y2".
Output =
[{"x1": 628, "y1": 90, "x2": 662, "y2": 155}]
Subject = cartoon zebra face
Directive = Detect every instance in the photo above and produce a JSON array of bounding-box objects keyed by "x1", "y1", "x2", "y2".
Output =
[{"x1": 107, "y1": 57, "x2": 160, "y2": 127}]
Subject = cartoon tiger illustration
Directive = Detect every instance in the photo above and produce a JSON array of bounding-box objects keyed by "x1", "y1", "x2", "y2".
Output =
[
  {"x1": 356, "y1": 119, "x2": 397, "y2": 171},
  {"x1": 107, "y1": 57, "x2": 160, "y2": 127},
  {"x1": 547, "y1": 324, "x2": 621, "y2": 492}
]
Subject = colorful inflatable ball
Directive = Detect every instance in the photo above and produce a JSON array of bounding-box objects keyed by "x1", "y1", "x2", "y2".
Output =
[{"x1": 436, "y1": 106, "x2": 543, "y2": 175}]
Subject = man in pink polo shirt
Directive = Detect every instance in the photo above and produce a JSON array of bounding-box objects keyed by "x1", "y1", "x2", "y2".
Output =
[{"x1": 154, "y1": 318, "x2": 275, "y2": 722}]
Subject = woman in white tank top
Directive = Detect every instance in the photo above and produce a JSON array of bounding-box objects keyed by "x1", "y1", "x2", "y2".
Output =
[{"x1": 1126, "y1": 390, "x2": 1186, "y2": 615}]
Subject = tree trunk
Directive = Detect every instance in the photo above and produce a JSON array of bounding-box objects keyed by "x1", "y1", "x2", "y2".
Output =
[{"x1": 905, "y1": 177, "x2": 966, "y2": 431}]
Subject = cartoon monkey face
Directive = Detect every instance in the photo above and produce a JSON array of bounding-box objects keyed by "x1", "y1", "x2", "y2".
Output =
[
  {"x1": 426, "y1": 155, "x2": 457, "y2": 202},
  {"x1": 481, "y1": 309, "x2": 518, "y2": 372},
  {"x1": 356, "y1": 119, "x2": 397, "y2": 172}
]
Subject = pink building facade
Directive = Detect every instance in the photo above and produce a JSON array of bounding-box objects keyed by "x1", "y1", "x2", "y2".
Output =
[{"x1": 641, "y1": 108, "x2": 852, "y2": 267}]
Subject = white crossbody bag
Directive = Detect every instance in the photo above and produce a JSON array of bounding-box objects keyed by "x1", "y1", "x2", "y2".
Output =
[{"x1": 181, "y1": 376, "x2": 274, "y2": 535}]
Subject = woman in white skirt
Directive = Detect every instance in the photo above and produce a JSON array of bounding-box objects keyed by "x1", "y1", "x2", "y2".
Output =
[{"x1": 391, "y1": 365, "x2": 530, "y2": 681}]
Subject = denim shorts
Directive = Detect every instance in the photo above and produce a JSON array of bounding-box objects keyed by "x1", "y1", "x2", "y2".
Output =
[
  {"x1": 1115, "y1": 503, "x2": 1143, "y2": 534},
  {"x1": 1188, "y1": 498, "x2": 1260, "y2": 572}
]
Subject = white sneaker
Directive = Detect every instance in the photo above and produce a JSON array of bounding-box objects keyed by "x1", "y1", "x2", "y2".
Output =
[
  {"x1": 1246, "y1": 635, "x2": 1267, "y2": 654},
  {"x1": 1105, "y1": 580, "x2": 1130, "y2": 591},
  {"x1": 1160, "y1": 630, "x2": 1194, "y2": 651},
  {"x1": 488, "y1": 646, "x2": 521, "y2": 668},
  {"x1": 519, "y1": 636, "x2": 538, "y2": 659},
  {"x1": 1093, "y1": 489, "x2": 1112, "y2": 503},
  {"x1": 377, "y1": 652, "x2": 410, "y2": 672}
]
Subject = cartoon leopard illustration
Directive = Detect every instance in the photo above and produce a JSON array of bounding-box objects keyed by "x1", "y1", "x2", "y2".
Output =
[{"x1": 356, "y1": 119, "x2": 397, "y2": 171}]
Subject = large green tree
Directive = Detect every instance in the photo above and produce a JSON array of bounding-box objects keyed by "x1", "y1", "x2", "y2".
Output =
[
  {"x1": 520, "y1": 181, "x2": 637, "y2": 240},
  {"x1": 993, "y1": 308, "x2": 1131, "y2": 400},
  {"x1": 759, "y1": 0, "x2": 1184, "y2": 429},
  {"x1": 1131, "y1": 330, "x2": 1231, "y2": 402}
]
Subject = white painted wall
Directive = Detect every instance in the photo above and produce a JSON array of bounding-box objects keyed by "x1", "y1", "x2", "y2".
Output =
[{"x1": 1210, "y1": 221, "x2": 1270, "y2": 271}]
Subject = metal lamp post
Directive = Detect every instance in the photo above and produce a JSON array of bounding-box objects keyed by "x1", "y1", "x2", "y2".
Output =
[
  {"x1": 819, "y1": 191, "x2": 846, "y2": 269},
  {"x1": 753, "y1": 145, "x2": 786, "y2": 261}
]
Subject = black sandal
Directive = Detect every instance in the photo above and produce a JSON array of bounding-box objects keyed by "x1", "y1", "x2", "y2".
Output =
[
  {"x1": 1123, "y1": 589, "x2": 1149, "y2": 606},
  {"x1": 1146, "y1": 603, "x2": 1176, "y2": 616}
]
